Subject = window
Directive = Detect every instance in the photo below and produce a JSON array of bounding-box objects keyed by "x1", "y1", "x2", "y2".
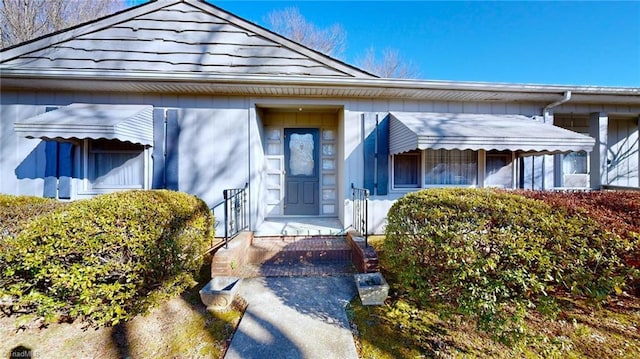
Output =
[
  {"x1": 393, "y1": 150, "x2": 420, "y2": 188},
  {"x1": 392, "y1": 149, "x2": 479, "y2": 189},
  {"x1": 85, "y1": 139, "x2": 145, "y2": 191},
  {"x1": 562, "y1": 151, "x2": 589, "y2": 187},
  {"x1": 485, "y1": 151, "x2": 512, "y2": 188},
  {"x1": 424, "y1": 149, "x2": 477, "y2": 185}
]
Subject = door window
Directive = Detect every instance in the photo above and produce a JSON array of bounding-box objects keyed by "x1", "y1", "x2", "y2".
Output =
[{"x1": 289, "y1": 133, "x2": 315, "y2": 176}]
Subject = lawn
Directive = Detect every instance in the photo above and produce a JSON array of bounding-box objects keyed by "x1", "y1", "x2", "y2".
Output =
[{"x1": 347, "y1": 236, "x2": 640, "y2": 358}]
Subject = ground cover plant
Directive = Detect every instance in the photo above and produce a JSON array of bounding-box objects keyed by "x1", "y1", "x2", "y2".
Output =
[
  {"x1": 0, "y1": 190, "x2": 214, "y2": 327},
  {"x1": 382, "y1": 189, "x2": 639, "y2": 343}
]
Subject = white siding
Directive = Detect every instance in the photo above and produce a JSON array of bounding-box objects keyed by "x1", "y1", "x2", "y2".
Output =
[{"x1": 2, "y1": 91, "x2": 640, "y2": 235}]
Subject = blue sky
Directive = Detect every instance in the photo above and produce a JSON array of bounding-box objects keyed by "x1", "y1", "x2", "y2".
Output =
[{"x1": 132, "y1": 1, "x2": 640, "y2": 87}]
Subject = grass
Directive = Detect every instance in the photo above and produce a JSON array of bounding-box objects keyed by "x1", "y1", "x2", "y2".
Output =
[
  {"x1": 347, "y1": 236, "x2": 640, "y2": 358},
  {"x1": 1, "y1": 255, "x2": 245, "y2": 359}
]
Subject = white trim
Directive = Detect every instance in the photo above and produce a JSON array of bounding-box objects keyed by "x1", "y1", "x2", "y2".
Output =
[
  {"x1": 391, "y1": 150, "x2": 421, "y2": 190},
  {"x1": 1, "y1": 69, "x2": 638, "y2": 95},
  {"x1": 390, "y1": 149, "x2": 483, "y2": 191}
]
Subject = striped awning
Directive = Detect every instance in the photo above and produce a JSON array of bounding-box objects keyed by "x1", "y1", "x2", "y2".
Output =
[
  {"x1": 14, "y1": 103, "x2": 153, "y2": 146},
  {"x1": 389, "y1": 112, "x2": 595, "y2": 155}
]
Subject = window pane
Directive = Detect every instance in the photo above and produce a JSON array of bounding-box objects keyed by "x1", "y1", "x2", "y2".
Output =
[
  {"x1": 266, "y1": 129, "x2": 281, "y2": 140},
  {"x1": 323, "y1": 204, "x2": 335, "y2": 214},
  {"x1": 266, "y1": 174, "x2": 280, "y2": 187},
  {"x1": 424, "y1": 149, "x2": 477, "y2": 185},
  {"x1": 563, "y1": 152, "x2": 588, "y2": 174},
  {"x1": 267, "y1": 189, "x2": 280, "y2": 202},
  {"x1": 322, "y1": 129, "x2": 335, "y2": 140},
  {"x1": 562, "y1": 151, "x2": 590, "y2": 187},
  {"x1": 322, "y1": 159, "x2": 335, "y2": 170},
  {"x1": 289, "y1": 133, "x2": 315, "y2": 176},
  {"x1": 89, "y1": 151, "x2": 143, "y2": 187},
  {"x1": 267, "y1": 143, "x2": 281, "y2": 155},
  {"x1": 394, "y1": 152, "x2": 419, "y2": 187},
  {"x1": 88, "y1": 140, "x2": 144, "y2": 189},
  {"x1": 485, "y1": 154, "x2": 511, "y2": 188},
  {"x1": 322, "y1": 189, "x2": 336, "y2": 200},
  {"x1": 322, "y1": 144, "x2": 335, "y2": 156},
  {"x1": 323, "y1": 174, "x2": 336, "y2": 186}
]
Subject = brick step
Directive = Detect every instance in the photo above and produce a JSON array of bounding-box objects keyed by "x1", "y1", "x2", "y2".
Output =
[{"x1": 248, "y1": 236, "x2": 352, "y2": 265}]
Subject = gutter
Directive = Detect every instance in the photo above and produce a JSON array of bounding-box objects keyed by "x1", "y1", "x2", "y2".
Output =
[{"x1": 2, "y1": 68, "x2": 640, "y2": 95}]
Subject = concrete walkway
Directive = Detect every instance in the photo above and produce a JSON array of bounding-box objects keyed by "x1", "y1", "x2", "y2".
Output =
[{"x1": 225, "y1": 276, "x2": 358, "y2": 359}]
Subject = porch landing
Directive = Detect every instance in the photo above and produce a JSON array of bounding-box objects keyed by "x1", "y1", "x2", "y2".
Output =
[{"x1": 254, "y1": 216, "x2": 345, "y2": 237}]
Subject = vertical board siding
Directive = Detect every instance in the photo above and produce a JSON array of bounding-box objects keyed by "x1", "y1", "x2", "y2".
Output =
[
  {"x1": 165, "y1": 109, "x2": 180, "y2": 191},
  {"x1": 608, "y1": 118, "x2": 639, "y2": 186},
  {"x1": 151, "y1": 108, "x2": 166, "y2": 189}
]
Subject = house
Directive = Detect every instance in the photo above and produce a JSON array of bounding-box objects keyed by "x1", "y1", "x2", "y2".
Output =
[{"x1": 1, "y1": 0, "x2": 639, "y2": 235}]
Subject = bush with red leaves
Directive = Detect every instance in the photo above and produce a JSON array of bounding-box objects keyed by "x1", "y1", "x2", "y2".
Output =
[{"x1": 514, "y1": 190, "x2": 640, "y2": 267}]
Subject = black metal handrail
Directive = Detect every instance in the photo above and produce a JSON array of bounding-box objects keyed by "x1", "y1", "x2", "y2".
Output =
[
  {"x1": 352, "y1": 183, "x2": 370, "y2": 247},
  {"x1": 223, "y1": 182, "x2": 248, "y2": 248}
]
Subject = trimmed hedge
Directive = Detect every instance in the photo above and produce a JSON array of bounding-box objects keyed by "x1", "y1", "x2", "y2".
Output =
[
  {"x1": 0, "y1": 190, "x2": 213, "y2": 326},
  {"x1": 515, "y1": 190, "x2": 640, "y2": 266},
  {"x1": 0, "y1": 194, "x2": 67, "y2": 238},
  {"x1": 384, "y1": 188, "x2": 639, "y2": 342}
]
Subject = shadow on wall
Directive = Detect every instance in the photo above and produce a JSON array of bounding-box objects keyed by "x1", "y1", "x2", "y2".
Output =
[
  {"x1": 15, "y1": 140, "x2": 74, "y2": 198},
  {"x1": 14, "y1": 140, "x2": 47, "y2": 180},
  {"x1": 607, "y1": 134, "x2": 639, "y2": 186}
]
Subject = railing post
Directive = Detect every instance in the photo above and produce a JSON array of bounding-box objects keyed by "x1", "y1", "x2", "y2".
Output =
[
  {"x1": 223, "y1": 189, "x2": 229, "y2": 249},
  {"x1": 351, "y1": 183, "x2": 370, "y2": 248},
  {"x1": 221, "y1": 183, "x2": 249, "y2": 249},
  {"x1": 364, "y1": 188, "x2": 369, "y2": 248}
]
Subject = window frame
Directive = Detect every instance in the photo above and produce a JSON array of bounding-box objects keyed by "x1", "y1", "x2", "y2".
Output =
[
  {"x1": 422, "y1": 148, "x2": 479, "y2": 188},
  {"x1": 80, "y1": 139, "x2": 151, "y2": 194},
  {"x1": 391, "y1": 150, "x2": 422, "y2": 189},
  {"x1": 390, "y1": 149, "x2": 480, "y2": 191},
  {"x1": 560, "y1": 151, "x2": 591, "y2": 188}
]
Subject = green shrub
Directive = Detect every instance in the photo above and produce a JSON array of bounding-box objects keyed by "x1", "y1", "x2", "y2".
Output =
[
  {"x1": 0, "y1": 194, "x2": 67, "y2": 238},
  {"x1": 384, "y1": 188, "x2": 639, "y2": 343},
  {"x1": 0, "y1": 190, "x2": 214, "y2": 326}
]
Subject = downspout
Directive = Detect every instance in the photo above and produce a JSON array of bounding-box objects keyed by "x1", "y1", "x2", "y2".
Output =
[
  {"x1": 541, "y1": 91, "x2": 572, "y2": 190},
  {"x1": 543, "y1": 91, "x2": 572, "y2": 116}
]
